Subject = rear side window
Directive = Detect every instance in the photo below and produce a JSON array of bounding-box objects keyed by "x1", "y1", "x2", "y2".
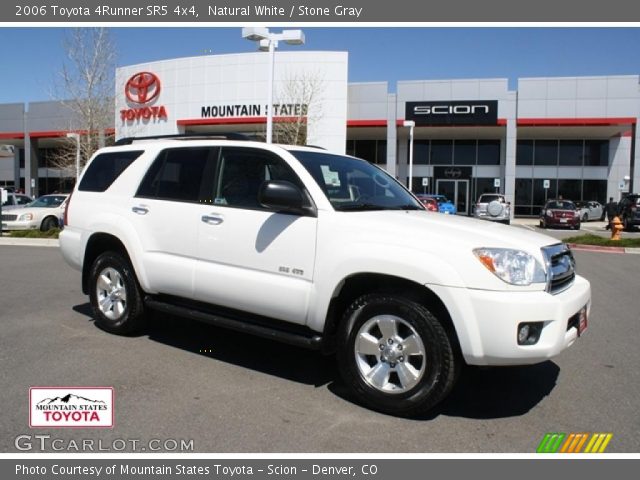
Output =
[
  {"x1": 79, "y1": 151, "x2": 143, "y2": 192},
  {"x1": 136, "y1": 147, "x2": 215, "y2": 202}
]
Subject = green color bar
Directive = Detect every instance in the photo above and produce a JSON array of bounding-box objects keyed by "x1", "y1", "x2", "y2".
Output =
[{"x1": 537, "y1": 433, "x2": 566, "y2": 453}]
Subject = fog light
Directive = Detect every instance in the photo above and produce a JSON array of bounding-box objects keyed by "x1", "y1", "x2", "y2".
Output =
[{"x1": 517, "y1": 322, "x2": 543, "y2": 345}]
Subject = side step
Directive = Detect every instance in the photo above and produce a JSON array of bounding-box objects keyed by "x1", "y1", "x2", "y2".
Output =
[{"x1": 144, "y1": 296, "x2": 323, "y2": 350}]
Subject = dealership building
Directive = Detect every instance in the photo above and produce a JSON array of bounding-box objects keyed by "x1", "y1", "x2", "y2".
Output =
[{"x1": 1, "y1": 50, "x2": 638, "y2": 216}]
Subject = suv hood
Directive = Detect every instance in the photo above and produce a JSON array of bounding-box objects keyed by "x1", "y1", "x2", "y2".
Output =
[{"x1": 333, "y1": 210, "x2": 560, "y2": 259}]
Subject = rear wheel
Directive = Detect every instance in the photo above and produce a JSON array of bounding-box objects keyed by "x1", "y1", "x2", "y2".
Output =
[
  {"x1": 337, "y1": 294, "x2": 458, "y2": 417},
  {"x1": 89, "y1": 251, "x2": 146, "y2": 335},
  {"x1": 582, "y1": 213, "x2": 588, "y2": 222}
]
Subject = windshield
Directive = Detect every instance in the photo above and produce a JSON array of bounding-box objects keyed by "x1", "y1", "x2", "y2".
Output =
[
  {"x1": 546, "y1": 200, "x2": 576, "y2": 210},
  {"x1": 479, "y1": 194, "x2": 502, "y2": 203},
  {"x1": 28, "y1": 195, "x2": 66, "y2": 208},
  {"x1": 290, "y1": 150, "x2": 423, "y2": 211}
]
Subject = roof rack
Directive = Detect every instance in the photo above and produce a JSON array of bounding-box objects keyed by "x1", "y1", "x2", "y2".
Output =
[{"x1": 114, "y1": 132, "x2": 254, "y2": 146}]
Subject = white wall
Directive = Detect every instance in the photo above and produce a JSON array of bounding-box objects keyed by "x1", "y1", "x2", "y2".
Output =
[{"x1": 116, "y1": 51, "x2": 348, "y2": 154}]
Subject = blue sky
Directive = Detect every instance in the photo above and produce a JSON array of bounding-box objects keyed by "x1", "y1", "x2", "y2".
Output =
[{"x1": 1, "y1": 27, "x2": 639, "y2": 104}]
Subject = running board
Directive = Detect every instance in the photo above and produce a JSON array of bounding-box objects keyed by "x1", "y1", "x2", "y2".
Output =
[{"x1": 144, "y1": 296, "x2": 323, "y2": 350}]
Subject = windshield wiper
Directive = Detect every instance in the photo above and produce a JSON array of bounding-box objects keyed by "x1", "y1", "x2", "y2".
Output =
[
  {"x1": 393, "y1": 204, "x2": 423, "y2": 210},
  {"x1": 335, "y1": 203, "x2": 387, "y2": 211}
]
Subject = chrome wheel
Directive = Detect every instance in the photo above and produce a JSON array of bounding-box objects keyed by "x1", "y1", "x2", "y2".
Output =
[
  {"x1": 354, "y1": 315, "x2": 426, "y2": 394},
  {"x1": 96, "y1": 267, "x2": 128, "y2": 321}
]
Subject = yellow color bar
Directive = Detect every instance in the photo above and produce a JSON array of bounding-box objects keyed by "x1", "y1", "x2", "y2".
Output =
[{"x1": 598, "y1": 434, "x2": 613, "y2": 453}]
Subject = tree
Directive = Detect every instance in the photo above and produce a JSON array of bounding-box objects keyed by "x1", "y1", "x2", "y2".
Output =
[
  {"x1": 50, "y1": 28, "x2": 116, "y2": 174},
  {"x1": 272, "y1": 70, "x2": 326, "y2": 146}
]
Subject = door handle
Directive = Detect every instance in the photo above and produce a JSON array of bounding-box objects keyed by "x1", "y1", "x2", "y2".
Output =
[
  {"x1": 201, "y1": 214, "x2": 224, "y2": 225},
  {"x1": 132, "y1": 206, "x2": 149, "y2": 215}
]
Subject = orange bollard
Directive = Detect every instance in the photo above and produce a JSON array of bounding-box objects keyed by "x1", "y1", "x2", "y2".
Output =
[{"x1": 610, "y1": 216, "x2": 623, "y2": 241}]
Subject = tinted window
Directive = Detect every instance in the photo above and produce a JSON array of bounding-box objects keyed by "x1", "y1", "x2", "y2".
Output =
[
  {"x1": 559, "y1": 140, "x2": 583, "y2": 166},
  {"x1": 79, "y1": 151, "x2": 143, "y2": 192},
  {"x1": 516, "y1": 140, "x2": 533, "y2": 165},
  {"x1": 534, "y1": 140, "x2": 558, "y2": 166},
  {"x1": 453, "y1": 140, "x2": 476, "y2": 165},
  {"x1": 213, "y1": 147, "x2": 303, "y2": 209},
  {"x1": 137, "y1": 148, "x2": 213, "y2": 202},
  {"x1": 477, "y1": 140, "x2": 501, "y2": 165}
]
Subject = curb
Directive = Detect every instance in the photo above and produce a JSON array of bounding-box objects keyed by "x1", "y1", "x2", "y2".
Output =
[
  {"x1": 0, "y1": 237, "x2": 59, "y2": 248},
  {"x1": 567, "y1": 243, "x2": 640, "y2": 254}
]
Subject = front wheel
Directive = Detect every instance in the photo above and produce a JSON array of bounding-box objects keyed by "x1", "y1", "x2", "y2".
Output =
[
  {"x1": 337, "y1": 294, "x2": 458, "y2": 417},
  {"x1": 88, "y1": 251, "x2": 146, "y2": 335}
]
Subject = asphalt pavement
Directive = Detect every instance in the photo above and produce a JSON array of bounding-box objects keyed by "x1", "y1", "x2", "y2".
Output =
[{"x1": 0, "y1": 245, "x2": 638, "y2": 453}]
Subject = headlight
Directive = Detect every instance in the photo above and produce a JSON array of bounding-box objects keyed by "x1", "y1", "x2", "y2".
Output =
[
  {"x1": 546, "y1": 210, "x2": 553, "y2": 217},
  {"x1": 473, "y1": 248, "x2": 546, "y2": 286},
  {"x1": 18, "y1": 213, "x2": 33, "y2": 221}
]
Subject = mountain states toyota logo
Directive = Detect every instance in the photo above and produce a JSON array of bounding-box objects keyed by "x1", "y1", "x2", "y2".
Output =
[
  {"x1": 29, "y1": 387, "x2": 114, "y2": 428},
  {"x1": 121, "y1": 71, "x2": 167, "y2": 123}
]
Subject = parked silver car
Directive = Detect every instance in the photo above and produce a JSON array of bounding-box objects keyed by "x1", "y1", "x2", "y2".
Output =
[
  {"x1": 473, "y1": 193, "x2": 511, "y2": 225},
  {"x1": 575, "y1": 201, "x2": 604, "y2": 222}
]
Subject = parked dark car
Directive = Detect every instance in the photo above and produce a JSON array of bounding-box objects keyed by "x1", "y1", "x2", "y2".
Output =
[
  {"x1": 539, "y1": 199, "x2": 581, "y2": 230},
  {"x1": 618, "y1": 194, "x2": 640, "y2": 231}
]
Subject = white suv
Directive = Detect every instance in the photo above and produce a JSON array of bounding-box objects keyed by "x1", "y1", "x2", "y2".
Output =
[
  {"x1": 473, "y1": 193, "x2": 511, "y2": 224},
  {"x1": 60, "y1": 135, "x2": 591, "y2": 417}
]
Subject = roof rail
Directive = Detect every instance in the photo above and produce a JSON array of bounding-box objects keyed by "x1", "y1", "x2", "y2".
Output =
[{"x1": 114, "y1": 132, "x2": 254, "y2": 146}]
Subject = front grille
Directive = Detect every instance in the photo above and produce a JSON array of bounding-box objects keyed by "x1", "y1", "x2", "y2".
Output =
[
  {"x1": 541, "y1": 243, "x2": 576, "y2": 294},
  {"x1": 1, "y1": 214, "x2": 17, "y2": 221}
]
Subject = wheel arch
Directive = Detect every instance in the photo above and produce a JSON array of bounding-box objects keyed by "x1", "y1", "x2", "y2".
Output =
[
  {"x1": 82, "y1": 233, "x2": 134, "y2": 295},
  {"x1": 321, "y1": 273, "x2": 461, "y2": 358}
]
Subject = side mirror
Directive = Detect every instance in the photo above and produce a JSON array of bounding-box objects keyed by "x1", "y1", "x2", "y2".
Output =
[{"x1": 258, "y1": 180, "x2": 314, "y2": 216}]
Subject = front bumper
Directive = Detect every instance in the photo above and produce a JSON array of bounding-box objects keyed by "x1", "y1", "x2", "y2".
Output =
[
  {"x1": 429, "y1": 275, "x2": 591, "y2": 366},
  {"x1": 1, "y1": 220, "x2": 38, "y2": 231}
]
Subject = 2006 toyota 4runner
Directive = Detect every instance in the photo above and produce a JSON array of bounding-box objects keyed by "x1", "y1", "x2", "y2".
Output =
[{"x1": 60, "y1": 135, "x2": 591, "y2": 417}]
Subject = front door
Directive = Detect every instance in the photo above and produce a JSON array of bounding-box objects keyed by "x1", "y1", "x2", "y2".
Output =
[
  {"x1": 436, "y1": 179, "x2": 469, "y2": 215},
  {"x1": 194, "y1": 146, "x2": 317, "y2": 325}
]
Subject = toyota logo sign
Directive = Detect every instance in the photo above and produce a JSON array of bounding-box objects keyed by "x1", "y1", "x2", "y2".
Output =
[{"x1": 125, "y1": 72, "x2": 161, "y2": 105}]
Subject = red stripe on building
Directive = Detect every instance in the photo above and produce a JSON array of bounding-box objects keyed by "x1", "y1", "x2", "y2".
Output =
[
  {"x1": 518, "y1": 117, "x2": 636, "y2": 126},
  {"x1": 0, "y1": 132, "x2": 24, "y2": 139},
  {"x1": 347, "y1": 120, "x2": 387, "y2": 127},
  {"x1": 177, "y1": 116, "x2": 303, "y2": 126}
]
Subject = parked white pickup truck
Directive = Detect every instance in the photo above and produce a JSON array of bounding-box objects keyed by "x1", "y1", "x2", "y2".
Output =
[{"x1": 60, "y1": 135, "x2": 591, "y2": 416}]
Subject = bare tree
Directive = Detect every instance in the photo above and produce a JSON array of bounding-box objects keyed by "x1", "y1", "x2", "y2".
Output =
[
  {"x1": 272, "y1": 70, "x2": 326, "y2": 146},
  {"x1": 50, "y1": 28, "x2": 116, "y2": 173}
]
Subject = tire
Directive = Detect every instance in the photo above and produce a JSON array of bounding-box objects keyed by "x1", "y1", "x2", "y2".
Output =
[
  {"x1": 88, "y1": 251, "x2": 146, "y2": 335},
  {"x1": 337, "y1": 294, "x2": 458, "y2": 417},
  {"x1": 582, "y1": 213, "x2": 588, "y2": 222},
  {"x1": 502, "y1": 219, "x2": 511, "y2": 226},
  {"x1": 40, "y1": 216, "x2": 58, "y2": 232},
  {"x1": 540, "y1": 219, "x2": 546, "y2": 229},
  {"x1": 573, "y1": 223, "x2": 581, "y2": 230}
]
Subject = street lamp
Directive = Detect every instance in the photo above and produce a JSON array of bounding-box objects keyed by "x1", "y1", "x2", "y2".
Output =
[
  {"x1": 403, "y1": 120, "x2": 415, "y2": 192},
  {"x1": 66, "y1": 132, "x2": 81, "y2": 180},
  {"x1": 242, "y1": 27, "x2": 305, "y2": 144}
]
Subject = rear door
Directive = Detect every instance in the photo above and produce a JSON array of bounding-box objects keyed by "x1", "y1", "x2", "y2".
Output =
[
  {"x1": 129, "y1": 147, "x2": 217, "y2": 298},
  {"x1": 193, "y1": 146, "x2": 317, "y2": 324}
]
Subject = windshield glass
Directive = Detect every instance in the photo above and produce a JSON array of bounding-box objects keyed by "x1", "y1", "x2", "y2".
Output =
[
  {"x1": 290, "y1": 150, "x2": 423, "y2": 211},
  {"x1": 546, "y1": 200, "x2": 576, "y2": 210},
  {"x1": 28, "y1": 195, "x2": 66, "y2": 208},
  {"x1": 479, "y1": 194, "x2": 502, "y2": 203}
]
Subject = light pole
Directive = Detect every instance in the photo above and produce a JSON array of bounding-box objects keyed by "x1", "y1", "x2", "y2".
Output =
[
  {"x1": 242, "y1": 27, "x2": 305, "y2": 144},
  {"x1": 403, "y1": 120, "x2": 415, "y2": 192},
  {"x1": 66, "y1": 132, "x2": 81, "y2": 180}
]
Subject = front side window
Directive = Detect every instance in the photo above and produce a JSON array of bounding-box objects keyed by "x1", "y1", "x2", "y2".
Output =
[
  {"x1": 213, "y1": 147, "x2": 303, "y2": 209},
  {"x1": 290, "y1": 150, "x2": 422, "y2": 211}
]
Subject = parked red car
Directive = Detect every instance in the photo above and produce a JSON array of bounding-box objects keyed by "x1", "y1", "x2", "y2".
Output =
[
  {"x1": 415, "y1": 194, "x2": 439, "y2": 212},
  {"x1": 539, "y1": 199, "x2": 581, "y2": 230}
]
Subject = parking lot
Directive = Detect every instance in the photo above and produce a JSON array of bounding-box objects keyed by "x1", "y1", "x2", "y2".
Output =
[{"x1": 0, "y1": 243, "x2": 638, "y2": 453}]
